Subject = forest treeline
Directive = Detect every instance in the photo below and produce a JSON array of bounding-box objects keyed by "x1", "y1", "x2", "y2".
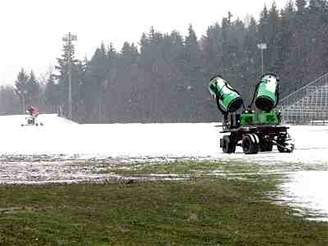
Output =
[{"x1": 1, "y1": 0, "x2": 328, "y2": 123}]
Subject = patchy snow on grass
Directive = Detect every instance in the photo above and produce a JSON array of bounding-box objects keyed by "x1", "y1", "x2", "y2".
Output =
[
  {"x1": 0, "y1": 114, "x2": 327, "y2": 220},
  {"x1": 280, "y1": 171, "x2": 328, "y2": 221}
]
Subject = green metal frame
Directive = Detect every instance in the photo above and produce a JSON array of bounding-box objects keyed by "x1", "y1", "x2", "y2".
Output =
[{"x1": 240, "y1": 111, "x2": 280, "y2": 127}]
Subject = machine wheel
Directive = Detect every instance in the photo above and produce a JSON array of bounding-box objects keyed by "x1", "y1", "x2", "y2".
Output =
[
  {"x1": 222, "y1": 135, "x2": 236, "y2": 154},
  {"x1": 277, "y1": 141, "x2": 294, "y2": 153},
  {"x1": 277, "y1": 134, "x2": 295, "y2": 153},
  {"x1": 242, "y1": 134, "x2": 259, "y2": 154}
]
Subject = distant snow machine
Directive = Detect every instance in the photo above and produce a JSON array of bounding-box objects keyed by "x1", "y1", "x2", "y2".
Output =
[
  {"x1": 21, "y1": 106, "x2": 44, "y2": 127},
  {"x1": 21, "y1": 115, "x2": 44, "y2": 127},
  {"x1": 209, "y1": 73, "x2": 294, "y2": 154}
]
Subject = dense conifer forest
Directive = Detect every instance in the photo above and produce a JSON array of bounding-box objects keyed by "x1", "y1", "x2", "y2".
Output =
[{"x1": 1, "y1": 0, "x2": 328, "y2": 122}]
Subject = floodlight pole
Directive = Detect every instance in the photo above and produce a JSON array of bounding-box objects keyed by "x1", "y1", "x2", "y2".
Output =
[
  {"x1": 22, "y1": 91, "x2": 26, "y2": 114},
  {"x1": 62, "y1": 32, "x2": 77, "y2": 120},
  {"x1": 257, "y1": 43, "x2": 267, "y2": 75}
]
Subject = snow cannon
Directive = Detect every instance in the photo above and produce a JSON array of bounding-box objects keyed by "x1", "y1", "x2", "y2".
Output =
[
  {"x1": 211, "y1": 73, "x2": 295, "y2": 155},
  {"x1": 254, "y1": 73, "x2": 279, "y2": 112},
  {"x1": 208, "y1": 76, "x2": 243, "y2": 114}
]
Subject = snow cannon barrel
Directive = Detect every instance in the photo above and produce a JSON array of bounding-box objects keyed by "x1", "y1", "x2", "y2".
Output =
[
  {"x1": 208, "y1": 76, "x2": 243, "y2": 113},
  {"x1": 254, "y1": 73, "x2": 279, "y2": 112}
]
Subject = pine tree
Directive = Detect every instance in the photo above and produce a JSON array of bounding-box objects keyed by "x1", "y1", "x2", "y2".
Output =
[
  {"x1": 4, "y1": 1, "x2": 328, "y2": 122},
  {"x1": 26, "y1": 70, "x2": 41, "y2": 106},
  {"x1": 54, "y1": 34, "x2": 82, "y2": 119},
  {"x1": 82, "y1": 43, "x2": 109, "y2": 122},
  {"x1": 242, "y1": 17, "x2": 260, "y2": 97},
  {"x1": 0, "y1": 86, "x2": 20, "y2": 114},
  {"x1": 277, "y1": 2, "x2": 295, "y2": 95},
  {"x1": 296, "y1": 0, "x2": 307, "y2": 12},
  {"x1": 181, "y1": 25, "x2": 204, "y2": 121},
  {"x1": 15, "y1": 69, "x2": 30, "y2": 113},
  {"x1": 44, "y1": 74, "x2": 61, "y2": 113}
]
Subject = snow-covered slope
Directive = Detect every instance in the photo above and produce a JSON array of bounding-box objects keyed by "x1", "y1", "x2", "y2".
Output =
[
  {"x1": 0, "y1": 114, "x2": 80, "y2": 155},
  {"x1": 0, "y1": 114, "x2": 220, "y2": 157},
  {"x1": 0, "y1": 114, "x2": 77, "y2": 128}
]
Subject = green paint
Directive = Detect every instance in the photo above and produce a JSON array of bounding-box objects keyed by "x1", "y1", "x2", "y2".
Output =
[
  {"x1": 208, "y1": 76, "x2": 242, "y2": 112},
  {"x1": 255, "y1": 74, "x2": 279, "y2": 111},
  {"x1": 240, "y1": 112, "x2": 280, "y2": 126}
]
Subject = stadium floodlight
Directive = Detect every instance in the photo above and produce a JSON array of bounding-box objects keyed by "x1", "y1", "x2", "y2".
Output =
[
  {"x1": 62, "y1": 32, "x2": 77, "y2": 120},
  {"x1": 257, "y1": 43, "x2": 267, "y2": 74}
]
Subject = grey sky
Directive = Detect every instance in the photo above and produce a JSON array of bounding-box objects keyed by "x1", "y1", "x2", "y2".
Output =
[{"x1": 0, "y1": 0, "x2": 288, "y2": 85}]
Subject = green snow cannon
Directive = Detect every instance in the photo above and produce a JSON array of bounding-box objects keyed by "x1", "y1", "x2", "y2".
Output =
[
  {"x1": 254, "y1": 73, "x2": 279, "y2": 112},
  {"x1": 208, "y1": 76, "x2": 243, "y2": 113}
]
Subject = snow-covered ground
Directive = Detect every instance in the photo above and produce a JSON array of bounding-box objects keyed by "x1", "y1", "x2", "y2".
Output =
[
  {"x1": 0, "y1": 114, "x2": 327, "y2": 220},
  {"x1": 280, "y1": 171, "x2": 328, "y2": 221},
  {"x1": 0, "y1": 114, "x2": 219, "y2": 157}
]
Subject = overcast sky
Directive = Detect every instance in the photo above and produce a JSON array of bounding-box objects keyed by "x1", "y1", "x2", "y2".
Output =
[{"x1": 0, "y1": 0, "x2": 288, "y2": 85}]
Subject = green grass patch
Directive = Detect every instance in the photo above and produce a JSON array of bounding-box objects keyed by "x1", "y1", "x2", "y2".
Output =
[
  {"x1": 0, "y1": 161, "x2": 326, "y2": 245},
  {"x1": 0, "y1": 170, "x2": 327, "y2": 245},
  {"x1": 106, "y1": 160, "x2": 261, "y2": 176}
]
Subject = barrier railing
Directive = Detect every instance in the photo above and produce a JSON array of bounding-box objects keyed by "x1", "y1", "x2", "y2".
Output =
[{"x1": 280, "y1": 73, "x2": 328, "y2": 123}]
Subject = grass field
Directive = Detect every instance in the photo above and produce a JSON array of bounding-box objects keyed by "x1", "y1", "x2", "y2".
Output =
[{"x1": 0, "y1": 161, "x2": 327, "y2": 245}]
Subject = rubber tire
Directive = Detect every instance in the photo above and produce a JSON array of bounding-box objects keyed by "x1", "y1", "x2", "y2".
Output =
[
  {"x1": 242, "y1": 134, "x2": 259, "y2": 154},
  {"x1": 222, "y1": 135, "x2": 236, "y2": 154},
  {"x1": 277, "y1": 145, "x2": 286, "y2": 153},
  {"x1": 277, "y1": 142, "x2": 294, "y2": 153}
]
